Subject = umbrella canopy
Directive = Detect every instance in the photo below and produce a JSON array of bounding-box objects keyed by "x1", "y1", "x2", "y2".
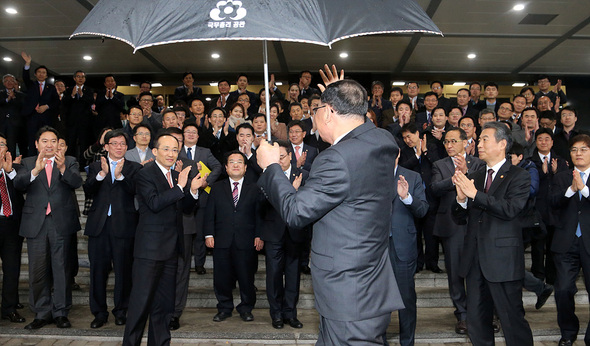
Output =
[{"x1": 71, "y1": 0, "x2": 441, "y2": 51}]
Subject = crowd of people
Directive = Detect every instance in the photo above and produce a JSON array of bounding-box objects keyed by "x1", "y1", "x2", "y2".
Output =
[{"x1": 0, "y1": 51, "x2": 586, "y2": 346}]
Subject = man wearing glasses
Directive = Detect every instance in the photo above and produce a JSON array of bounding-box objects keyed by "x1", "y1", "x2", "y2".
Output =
[
  {"x1": 288, "y1": 120, "x2": 317, "y2": 173},
  {"x1": 551, "y1": 134, "x2": 590, "y2": 346}
]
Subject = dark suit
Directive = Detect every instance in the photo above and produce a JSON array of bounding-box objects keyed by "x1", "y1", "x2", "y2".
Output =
[
  {"x1": 389, "y1": 166, "x2": 428, "y2": 346},
  {"x1": 261, "y1": 166, "x2": 309, "y2": 321},
  {"x1": 301, "y1": 86, "x2": 320, "y2": 99},
  {"x1": 122, "y1": 162, "x2": 198, "y2": 346},
  {"x1": 173, "y1": 147, "x2": 222, "y2": 319},
  {"x1": 437, "y1": 96, "x2": 452, "y2": 112},
  {"x1": 551, "y1": 169, "x2": 590, "y2": 343},
  {"x1": 83, "y1": 159, "x2": 142, "y2": 321},
  {"x1": 431, "y1": 155, "x2": 484, "y2": 323},
  {"x1": 258, "y1": 121, "x2": 404, "y2": 344},
  {"x1": 205, "y1": 178, "x2": 263, "y2": 314},
  {"x1": 14, "y1": 156, "x2": 81, "y2": 320},
  {"x1": 209, "y1": 94, "x2": 236, "y2": 111},
  {"x1": 174, "y1": 85, "x2": 202, "y2": 105},
  {"x1": 0, "y1": 167, "x2": 24, "y2": 317},
  {"x1": 95, "y1": 89, "x2": 125, "y2": 130},
  {"x1": 0, "y1": 89, "x2": 27, "y2": 156},
  {"x1": 452, "y1": 160, "x2": 533, "y2": 345},
  {"x1": 402, "y1": 96, "x2": 424, "y2": 113},
  {"x1": 22, "y1": 68, "x2": 59, "y2": 156},
  {"x1": 229, "y1": 90, "x2": 259, "y2": 115},
  {"x1": 290, "y1": 142, "x2": 318, "y2": 173},
  {"x1": 63, "y1": 86, "x2": 95, "y2": 161}
]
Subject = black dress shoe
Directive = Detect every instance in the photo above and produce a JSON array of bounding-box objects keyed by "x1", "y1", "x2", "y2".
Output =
[
  {"x1": 240, "y1": 312, "x2": 254, "y2": 322},
  {"x1": 195, "y1": 266, "x2": 207, "y2": 275},
  {"x1": 415, "y1": 267, "x2": 423, "y2": 274},
  {"x1": 90, "y1": 317, "x2": 107, "y2": 329},
  {"x1": 300, "y1": 266, "x2": 311, "y2": 275},
  {"x1": 168, "y1": 317, "x2": 180, "y2": 330},
  {"x1": 213, "y1": 311, "x2": 232, "y2": 322},
  {"x1": 536, "y1": 284, "x2": 554, "y2": 309},
  {"x1": 54, "y1": 316, "x2": 71, "y2": 328},
  {"x1": 558, "y1": 339, "x2": 574, "y2": 346},
  {"x1": 2, "y1": 311, "x2": 25, "y2": 323},
  {"x1": 24, "y1": 318, "x2": 50, "y2": 330},
  {"x1": 428, "y1": 266, "x2": 444, "y2": 273},
  {"x1": 115, "y1": 315, "x2": 126, "y2": 325},
  {"x1": 455, "y1": 320, "x2": 467, "y2": 334},
  {"x1": 71, "y1": 282, "x2": 81, "y2": 291},
  {"x1": 284, "y1": 318, "x2": 303, "y2": 328},
  {"x1": 16, "y1": 303, "x2": 24, "y2": 309},
  {"x1": 271, "y1": 318, "x2": 284, "y2": 329},
  {"x1": 492, "y1": 317, "x2": 501, "y2": 333}
]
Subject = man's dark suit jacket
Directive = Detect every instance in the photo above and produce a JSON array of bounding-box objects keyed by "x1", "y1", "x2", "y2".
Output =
[
  {"x1": 452, "y1": 160, "x2": 530, "y2": 282},
  {"x1": 399, "y1": 142, "x2": 441, "y2": 211},
  {"x1": 63, "y1": 86, "x2": 94, "y2": 129},
  {"x1": 95, "y1": 90, "x2": 125, "y2": 129},
  {"x1": 261, "y1": 166, "x2": 309, "y2": 243},
  {"x1": 174, "y1": 85, "x2": 202, "y2": 105},
  {"x1": 301, "y1": 86, "x2": 320, "y2": 99},
  {"x1": 3, "y1": 166, "x2": 24, "y2": 222},
  {"x1": 15, "y1": 156, "x2": 82, "y2": 237},
  {"x1": 551, "y1": 169, "x2": 590, "y2": 254},
  {"x1": 21, "y1": 68, "x2": 59, "y2": 118},
  {"x1": 431, "y1": 155, "x2": 484, "y2": 238},
  {"x1": 258, "y1": 121, "x2": 404, "y2": 321},
  {"x1": 391, "y1": 166, "x2": 428, "y2": 261},
  {"x1": 437, "y1": 96, "x2": 452, "y2": 112},
  {"x1": 179, "y1": 146, "x2": 222, "y2": 186},
  {"x1": 133, "y1": 162, "x2": 198, "y2": 261},
  {"x1": 0, "y1": 89, "x2": 26, "y2": 128},
  {"x1": 228, "y1": 90, "x2": 259, "y2": 115},
  {"x1": 83, "y1": 160, "x2": 143, "y2": 238},
  {"x1": 530, "y1": 149, "x2": 569, "y2": 228},
  {"x1": 204, "y1": 179, "x2": 263, "y2": 249},
  {"x1": 402, "y1": 96, "x2": 424, "y2": 113},
  {"x1": 290, "y1": 142, "x2": 318, "y2": 173}
]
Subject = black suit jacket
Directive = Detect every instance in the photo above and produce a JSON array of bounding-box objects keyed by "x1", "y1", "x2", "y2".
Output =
[
  {"x1": 431, "y1": 155, "x2": 484, "y2": 237},
  {"x1": 529, "y1": 149, "x2": 568, "y2": 227},
  {"x1": 15, "y1": 156, "x2": 82, "y2": 237},
  {"x1": 290, "y1": 142, "x2": 318, "y2": 173},
  {"x1": 83, "y1": 159, "x2": 142, "y2": 238},
  {"x1": 452, "y1": 160, "x2": 530, "y2": 282},
  {"x1": 204, "y1": 179, "x2": 263, "y2": 249},
  {"x1": 95, "y1": 89, "x2": 126, "y2": 129},
  {"x1": 261, "y1": 166, "x2": 309, "y2": 243},
  {"x1": 0, "y1": 89, "x2": 26, "y2": 127},
  {"x1": 63, "y1": 86, "x2": 94, "y2": 128},
  {"x1": 133, "y1": 162, "x2": 198, "y2": 261},
  {"x1": 399, "y1": 142, "x2": 441, "y2": 210},
  {"x1": 1, "y1": 166, "x2": 24, "y2": 222},
  {"x1": 21, "y1": 68, "x2": 59, "y2": 117},
  {"x1": 174, "y1": 85, "x2": 202, "y2": 105},
  {"x1": 551, "y1": 169, "x2": 590, "y2": 254}
]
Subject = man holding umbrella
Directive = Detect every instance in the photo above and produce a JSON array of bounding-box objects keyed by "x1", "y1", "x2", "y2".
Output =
[{"x1": 257, "y1": 65, "x2": 403, "y2": 345}]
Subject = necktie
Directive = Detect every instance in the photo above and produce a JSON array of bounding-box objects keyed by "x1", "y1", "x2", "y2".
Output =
[
  {"x1": 294, "y1": 146, "x2": 301, "y2": 160},
  {"x1": 111, "y1": 161, "x2": 118, "y2": 183},
  {"x1": 187, "y1": 147, "x2": 193, "y2": 161},
  {"x1": 166, "y1": 171, "x2": 173, "y2": 188},
  {"x1": 577, "y1": 172, "x2": 586, "y2": 237},
  {"x1": 427, "y1": 112, "x2": 432, "y2": 124},
  {"x1": 0, "y1": 172, "x2": 11, "y2": 216},
  {"x1": 232, "y1": 182, "x2": 239, "y2": 206},
  {"x1": 39, "y1": 82, "x2": 43, "y2": 95},
  {"x1": 284, "y1": 171, "x2": 289, "y2": 177},
  {"x1": 484, "y1": 168, "x2": 494, "y2": 193},
  {"x1": 46, "y1": 159, "x2": 52, "y2": 215}
]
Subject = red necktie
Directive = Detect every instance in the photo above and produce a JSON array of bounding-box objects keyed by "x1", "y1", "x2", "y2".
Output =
[
  {"x1": 166, "y1": 171, "x2": 173, "y2": 188},
  {"x1": 46, "y1": 159, "x2": 52, "y2": 215},
  {"x1": 484, "y1": 169, "x2": 494, "y2": 193},
  {"x1": 232, "y1": 182, "x2": 239, "y2": 206},
  {"x1": 294, "y1": 146, "x2": 301, "y2": 160},
  {"x1": 39, "y1": 82, "x2": 43, "y2": 95},
  {"x1": 0, "y1": 172, "x2": 12, "y2": 216}
]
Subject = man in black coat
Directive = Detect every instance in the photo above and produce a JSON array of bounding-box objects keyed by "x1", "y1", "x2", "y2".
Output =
[
  {"x1": 205, "y1": 150, "x2": 264, "y2": 323},
  {"x1": 0, "y1": 74, "x2": 26, "y2": 156},
  {"x1": 63, "y1": 70, "x2": 94, "y2": 163},
  {"x1": 261, "y1": 141, "x2": 308, "y2": 329},
  {"x1": 95, "y1": 75, "x2": 126, "y2": 130},
  {"x1": 122, "y1": 134, "x2": 206, "y2": 346},
  {"x1": 83, "y1": 129, "x2": 142, "y2": 328}
]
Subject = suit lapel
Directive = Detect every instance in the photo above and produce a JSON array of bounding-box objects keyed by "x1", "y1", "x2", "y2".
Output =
[
  {"x1": 444, "y1": 157, "x2": 455, "y2": 177},
  {"x1": 486, "y1": 161, "x2": 511, "y2": 196}
]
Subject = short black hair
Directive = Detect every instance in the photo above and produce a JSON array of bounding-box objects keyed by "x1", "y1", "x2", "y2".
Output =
[
  {"x1": 236, "y1": 122, "x2": 254, "y2": 135},
  {"x1": 401, "y1": 122, "x2": 419, "y2": 135},
  {"x1": 208, "y1": 107, "x2": 227, "y2": 118},
  {"x1": 35, "y1": 126, "x2": 59, "y2": 141},
  {"x1": 182, "y1": 123, "x2": 199, "y2": 133},
  {"x1": 276, "y1": 140, "x2": 292, "y2": 154},
  {"x1": 104, "y1": 129, "x2": 128, "y2": 146},
  {"x1": 155, "y1": 133, "x2": 179, "y2": 148},
  {"x1": 218, "y1": 79, "x2": 230, "y2": 86},
  {"x1": 132, "y1": 124, "x2": 151, "y2": 136},
  {"x1": 445, "y1": 127, "x2": 467, "y2": 140},
  {"x1": 252, "y1": 113, "x2": 266, "y2": 122},
  {"x1": 457, "y1": 88, "x2": 471, "y2": 96},
  {"x1": 424, "y1": 91, "x2": 437, "y2": 99},
  {"x1": 390, "y1": 87, "x2": 403, "y2": 96},
  {"x1": 287, "y1": 120, "x2": 306, "y2": 132},
  {"x1": 289, "y1": 102, "x2": 302, "y2": 112},
  {"x1": 430, "y1": 80, "x2": 444, "y2": 88},
  {"x1": 396, "y1": 100, "x2": 412, "y2": 112},
  {"x1": 537, "y1": 74, "x2": 550, "y2": 82},
  {"x1": 224, "y1": 150, "x2": 247, "y2": 165},
  {"x1": 484, "y1": 81, "x2": 499, "y2": 90},
  {"x1": 237, "y1": 73, "x2": 249, "y2": 82},
  {"x1": 182, "y1": 72, "x2": 194, "y2": 79},
  {"x1": 469, "y1": 81, "x2": 481, "y2": 89},
  {"x1": 140, "y1": 81, "x2": 152, "y2": 89},
  {"x1": 535, "y1": 127, "x2": 554, "y2": 141},
  {"x1": 163, "y1": 127, "x2": 183, "y2": 136},
  {"x1": 138, "y1": 91, "x2": 153, "y2": 101},
  {"x1": 508, "y1": 142, "x2": 524, "y2": 156},
  {"x1": 539, "y1": 111, "x2": 555, "y2": 121},
  {"x1": 34, "y1": 65, "x2": 48, "y2": 74}
]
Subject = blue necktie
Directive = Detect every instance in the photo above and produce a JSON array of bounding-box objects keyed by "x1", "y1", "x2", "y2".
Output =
[
  {"x1": 576, "y1": 172, "x2": 585, "y2": 237},
  {"x1": 187, "y1": 147, "x2": 192, "y2": 161},
  {"x1": 108, "y1": 161, "x2": 118, "y2": 216}
]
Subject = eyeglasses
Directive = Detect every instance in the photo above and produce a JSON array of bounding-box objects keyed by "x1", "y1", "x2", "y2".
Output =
[
  {"x1": 228, "y1": 160, "x2": 244, "y2": 165},
  {"x1": 312, "y1": 105, "x2": 326, "y2": 115},
  {"x1": 443, "y1": 139, "x2": 460, "y2": 145},
  {"x1": 480, "y1": 117, "x2": 496, "y2": 121},
  {"x1": 140, "y1": 99, "x2": 153, "y2": 103},
  {"x1": 279, "y1": 154, "x2": 289, "y2": 160},
  {"x1": 460, "y1": 123, "x2": 474, "y2": 128},
  {"x1": 570, "y1": 147, "x2": 590, "y2": 153},
  {"x1": 499, "y1": 106, "x2": 512, "y2": 112},
  {"x1": 157, "y1": 147, "x2": 179, "y2": 154},
  {"x1": 136, "y1": 132, "x2": 150, "y2": 137},
  {"x1": 289, "y1": 130, "x2": 303, "y2": 135},
  {"x1": 183, "y1": 130, "x2": 198, "y2": 135},
  {"x1": 107, "y1": 142, "x2": 127, "y2": 147}
]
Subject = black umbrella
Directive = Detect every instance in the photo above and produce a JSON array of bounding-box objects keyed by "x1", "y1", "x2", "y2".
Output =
[{"x1": 72, "y1": 0, "x2": 442, "y2": 135}]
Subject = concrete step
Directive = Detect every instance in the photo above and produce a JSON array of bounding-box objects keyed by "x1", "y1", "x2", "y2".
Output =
[{"x1": 0, "y1": 303, "x2": 585, "y2": 344}]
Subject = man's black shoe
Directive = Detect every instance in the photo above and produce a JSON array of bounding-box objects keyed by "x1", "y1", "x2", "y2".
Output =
[
  {"x1": 55, "y1": 316, "x2": 71, "y2": 328},
  {"x1": 428, "y1": 266, "x2": 444, "y2": 273},
  {"x1": 90, "y1": 317, "x2": 107, "y2": 329},
  {"x1": 213, "y1": 312, "x2": 232, "y2": 322},
  {"x1": 536, "y1": 284, "x2": 554, "y2": 309},
  {"x1": 455, "y1": 320, "x2": 467, "y2": 334},
  {"x1": 115, "y1": 315, "x2": 126, "y2": 325},
  {"x1": 169, "y1": 317, "x2": 180, "y2": 330},
  {"x1": 240, "y1": 312, "x2": 254, "y2": 322},
  {"x1": 272, "y1": 318, "x2": 284, "y2": 329},
  {"x1": 2, "y1": 311, "x2": 25, "y2": 323},
  {"x1": 558, "y1": 339, "x2": 574, "y2": 346},
  {"x1": 71, "y1": 282, "x2": 81, "y2": 291},
  {"x1": 284, "y1": 318, "x2": 303, "y2": 328},
  {"x1": 24, "y1": 319, "x2": 50, "y2": 330},
  {"x1": 195, "y1": 266, "x2": 207, "y2": 275},
  {"x1": 300, "y1": 266, "x2": 311, "y2": 275},
  {"x1": 492, "y1": 317, "x2": 501, "y2": 333}
]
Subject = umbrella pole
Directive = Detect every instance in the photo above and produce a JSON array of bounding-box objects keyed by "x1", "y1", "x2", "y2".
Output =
[{"x1": 263, "y1": 40, "x2": 271, "y2": 142}]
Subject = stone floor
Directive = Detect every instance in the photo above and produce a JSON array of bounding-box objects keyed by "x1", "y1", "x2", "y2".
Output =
[{"x1": 0, "y1": 302, "x2": 587, "y2": 345}]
